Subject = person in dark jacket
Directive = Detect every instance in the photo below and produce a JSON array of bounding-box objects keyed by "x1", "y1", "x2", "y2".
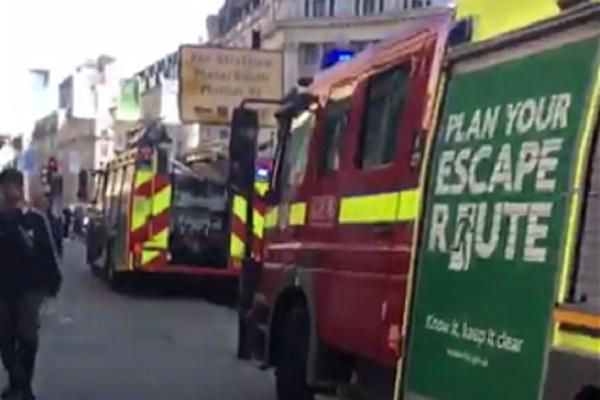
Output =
[
  {"x1": 0, "y1": 169, "x2": 62, "y2": 400},
  {"x1": 33, "y1": 195, "x2": 63, "y2": 259}
]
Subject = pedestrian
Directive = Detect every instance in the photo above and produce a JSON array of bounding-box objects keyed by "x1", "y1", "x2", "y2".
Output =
[
  {"x1": 73, "y1": 206, "x2": 83, "y2": 237},
  {"x1": 32, "y1": 195, "x2": 63, "y2": 259},
  {"x1": 0, "y1": 169, "x2": 62, "y2": 400},
  {"x1": 62, "y1": 207, "x2": 71, "y2": 239}
]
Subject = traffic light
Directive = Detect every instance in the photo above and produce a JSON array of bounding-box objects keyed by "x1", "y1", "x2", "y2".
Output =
[{"x1": 48, "y1": 157, "x2": 58, "y2": 173}]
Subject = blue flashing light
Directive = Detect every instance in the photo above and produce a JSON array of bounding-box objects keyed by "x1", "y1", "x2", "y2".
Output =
[
  {"x1": 256, "y1": 167, "x2": 270, "y2": 180},
  {"x1": 321, "y1": 48, "x2": 355, "y2": 70}
]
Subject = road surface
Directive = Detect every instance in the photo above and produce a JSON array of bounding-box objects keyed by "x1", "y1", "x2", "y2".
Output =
[{"x1": 2, "y1": 240, "x2": 276, "y2": 400}]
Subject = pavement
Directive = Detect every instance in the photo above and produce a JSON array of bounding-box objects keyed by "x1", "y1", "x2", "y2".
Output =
[{"x1": 1, "y1": 239, "x2": 276, "y2": 400}]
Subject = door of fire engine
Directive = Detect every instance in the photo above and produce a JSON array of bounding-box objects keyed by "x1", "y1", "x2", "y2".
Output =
[{"x1": 298, "y1": 30, "x2": 440, "y2": 365}]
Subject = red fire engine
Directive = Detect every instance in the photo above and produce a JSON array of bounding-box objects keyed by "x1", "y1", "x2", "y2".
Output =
[{"x1": 233, "y1": 12, "x2": 452, "y2": 399}]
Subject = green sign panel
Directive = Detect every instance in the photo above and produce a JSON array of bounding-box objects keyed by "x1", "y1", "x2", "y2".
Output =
[
  {"x1": 116, "y1": 78, "x2": 141, "y2": 122},
  {"x1": 404, "y1": 38, "x2": 599, "y2": 400}
]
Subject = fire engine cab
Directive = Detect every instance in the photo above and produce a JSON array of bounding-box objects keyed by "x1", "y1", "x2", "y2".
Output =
[{"x1": 232, "y1": 12, "x2": 452, "y2": 400}]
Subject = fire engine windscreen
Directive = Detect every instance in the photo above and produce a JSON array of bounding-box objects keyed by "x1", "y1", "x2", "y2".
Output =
[{"x1": 168, "y1": 160, "x2": 229, "y2": 268}]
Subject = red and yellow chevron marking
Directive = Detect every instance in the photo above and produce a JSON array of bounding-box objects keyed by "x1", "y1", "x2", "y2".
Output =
[
  {"x1": 230, "y1": 187, "x2": 267, "y2": 266},
  {"x1": 129, "y1": 164, "x2": 172, "y2": 270}
]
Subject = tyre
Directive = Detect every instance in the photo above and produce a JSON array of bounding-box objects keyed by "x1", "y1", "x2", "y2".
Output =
[
  {"x1": 275, "y1": 305, "x2": 314, "y2": 400},
  {"x1": 104, "y1": 242, "x2": 123, "y2": 291}
]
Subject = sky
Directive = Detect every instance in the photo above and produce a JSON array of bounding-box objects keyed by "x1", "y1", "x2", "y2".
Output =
[{"x1": 0, "y1": 0, "x2": 223, "y2": 133}]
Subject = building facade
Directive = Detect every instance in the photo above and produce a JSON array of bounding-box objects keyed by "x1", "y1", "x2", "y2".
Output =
[
  {"x1": 28, "y1": 111, "x2": 59, "y2": 199},
  {"x1": 130, "y1": 51, "x2": 200, "y2": 160},
  {"x1": 56, "y1": 55, "x2": 123, "y2": 205},
  {"x1": 207, "y1": 0, "x2": 452, "y2": 91}
]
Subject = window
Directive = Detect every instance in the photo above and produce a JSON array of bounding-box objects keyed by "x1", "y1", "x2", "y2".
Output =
[
  {"x1": 251, "y1": 30, "x2": 261, "y2": 49},
  {"x1": 117, "y1": 164, "x2": 135, "y2": 255},
  {"x1": 412, "y1": 0, "x2": 432, "y2": 8},
  {"x1": 120, "y1": 164, "x2": 135, "y2": 217},
  {"x1": 363, "y1": 0, "x2": 376, "y2": 15},
  {"x1": 305, "y1": 0, "x2": 330, "y2": 17},
  {"x1": 93, "y1": 173, "x2": 106, "y2": 212},
  {"x1": 104, "y1": 169, "x2": 116, "y2": 215},
  {"x1": 350, "y1": 40, "x2": 373, "y2": 53},
  {"x1": 100, "y1": 143, "x2": 109, "y2": 157},
  {"x1": 109, "y1": 167, "x2": 124, "y2": 226},
  {"x1": 320, "y1": 98, "x2": 351, "y2": 173},
  {"x1": 313, "y1": 0, "x2": 326, "y2": 17},
  {"x1": 301, "y1": 43, "x2": 320, "y2": 65},
  {"x1": 280, "y1": 111, "x2": 316, "y2": 195},
  {"x1": 169, "y1": 167, "x2": 229, "y2": 267},
  {"x1": 355, "y1": 0, "x2": 383, "y2": 15},
  {"x1": 322, "y1": 42, "x2": 336, "y2": 55},
  {"x1": 358, "y1": 63, "x2": 411, "y2": 168}
]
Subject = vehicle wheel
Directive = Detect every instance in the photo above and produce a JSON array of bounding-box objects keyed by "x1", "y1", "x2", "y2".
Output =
[
  {"x1": 104, "y1": 243, "x2": 122, "y2": 290},
  {"x1": 275, "y1": 305, "x2": 314, "y2": 400}
]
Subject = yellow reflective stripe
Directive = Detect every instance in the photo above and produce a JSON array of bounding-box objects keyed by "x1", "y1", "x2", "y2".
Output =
[
  {"x1": 131, "y1": 196, "x2": 151, "y2": 231},
  {"x1": 265, "y1": 207, "x2": 279, "y2": 229},
  {"x1": 340, "y1": 192, "x2": 398, "y2": 224},
  {"x1": 141, "y1": 250, "x2": 160, "y2": 266},
  {"x1": 131, "y1": 170, "x2": 154, "y2": 233},
  {"x1": 397, "y1": 189, "x2": 420, "y2": 221},
  {"x1": 153, "y1": 185, "x2": 172, "y2": 216},
  {"x1": 558, "y1": 64, "x2": 600, "y2": 302},
  {"x1": 230, "y1": 234, "x2": 245, "y2": 259},
  {"x1": 255, "y1": 182, "x2": 269, "y2": 196},
  {"x1": 233, "y1": 195, "x2": 264, "y2": 236},
  {"x1": 146, "y1": 228, "x2": 169, "y2": 249},
  {"x1": 233, "y1": 196, "x2": 247, "y2": 223},
  {"x1": 135, "y1": 170, "x2": 153, "y2": 188},
  {"x1": 289, "y1": 202, "x2": 307, "y2": 226},
  {"x1": 339, "y1": 189, "x2": 420, "y2": 224},
  {"x1": 253, "y1": 211, "x2": 265, "y2": 238},
  {"x1": 554, "y1": 330, "x2": 600, "y2": 355}
]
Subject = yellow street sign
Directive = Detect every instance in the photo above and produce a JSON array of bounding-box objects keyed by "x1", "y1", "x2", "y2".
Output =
[{"x1": 178, "y1": 46, "x2": 283, "y2": 126}]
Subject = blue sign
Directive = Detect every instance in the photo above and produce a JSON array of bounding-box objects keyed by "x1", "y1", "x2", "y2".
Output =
[
  {"x1": 321, "y1": 48, "x2": 355, "y2": 70},
  {"x1": 22, "y1": 149, "x2": 37, "y2": 173}
]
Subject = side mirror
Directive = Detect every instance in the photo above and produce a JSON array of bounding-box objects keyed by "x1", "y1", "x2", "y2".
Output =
[{"x1": 229, "y1": 107, "x2": 259, "y2": 194}]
